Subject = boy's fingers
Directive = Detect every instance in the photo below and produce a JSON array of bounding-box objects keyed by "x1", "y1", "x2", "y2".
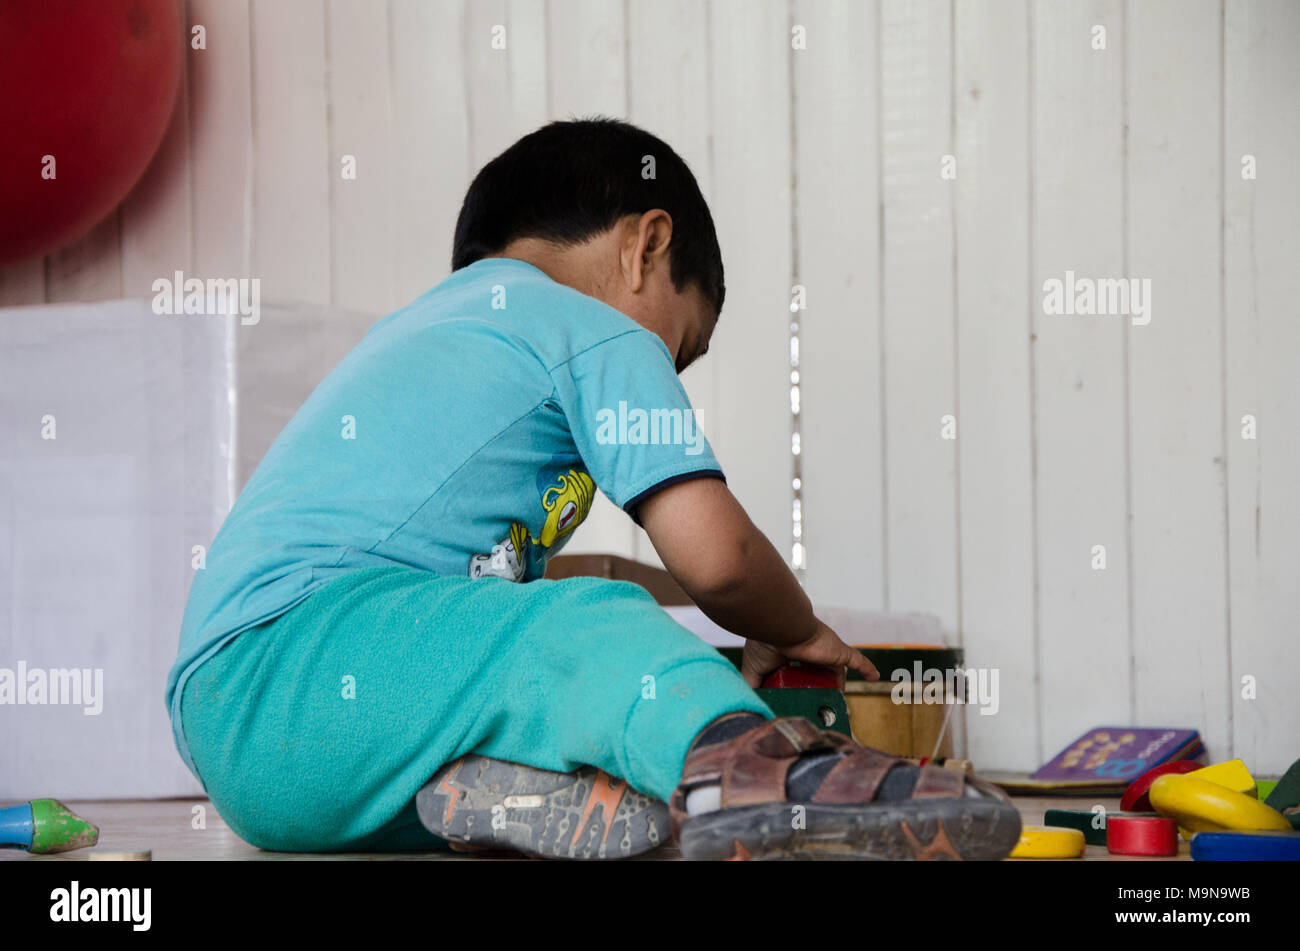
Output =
[
  {"x1": 740, "y1": 645, "x2": 780, "y2": 689},
  {"x1": 846, "y1": 650, "x2": 880, "y2": 681}
]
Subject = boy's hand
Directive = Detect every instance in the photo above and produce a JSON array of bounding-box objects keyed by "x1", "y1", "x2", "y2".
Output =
[
  {"x1": 639, "y1": 479, "x2": 882, "y2": 673},
  {"x1": 739, "y1": 620, "x2": 880, "y2": 689}
]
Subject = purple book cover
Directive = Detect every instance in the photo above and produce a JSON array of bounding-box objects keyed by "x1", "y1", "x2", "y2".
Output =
[{"x1": 1030, "y1": 728, "x2": 1203, "y2": 784}]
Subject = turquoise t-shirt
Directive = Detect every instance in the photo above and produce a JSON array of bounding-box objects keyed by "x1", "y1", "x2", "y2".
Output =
[{"x1": 165, "y1": 257, "x2": 724, "y2": 776}]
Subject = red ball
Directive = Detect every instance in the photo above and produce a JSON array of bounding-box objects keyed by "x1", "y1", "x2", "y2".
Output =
[{"x1": 0, "y1": 0, "x2": 183, "y2": 264}]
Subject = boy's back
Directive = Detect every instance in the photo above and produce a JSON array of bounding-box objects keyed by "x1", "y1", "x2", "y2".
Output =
[{"x1": 165, "y1": 256, "x2": 723, "y2": 774}]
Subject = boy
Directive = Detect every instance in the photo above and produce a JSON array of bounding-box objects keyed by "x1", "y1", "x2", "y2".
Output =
[{"x1": 166, "y1": 118, "x2": 1019, "y2": 861}]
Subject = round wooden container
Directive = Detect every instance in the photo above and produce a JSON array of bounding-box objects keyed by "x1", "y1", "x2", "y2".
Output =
[{"x1": 845, "y1": 645, "x2": 965, "y2": 758}]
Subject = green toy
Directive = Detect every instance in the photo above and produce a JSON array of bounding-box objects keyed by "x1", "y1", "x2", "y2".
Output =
[{"x1": 0, "y1": 799, "x2": 99, "y2": 854}]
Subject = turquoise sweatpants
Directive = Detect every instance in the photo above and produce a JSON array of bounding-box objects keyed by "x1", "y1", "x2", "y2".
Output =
[{"x1": 180, "y1": 566, "x2": 771, "y2": 852}]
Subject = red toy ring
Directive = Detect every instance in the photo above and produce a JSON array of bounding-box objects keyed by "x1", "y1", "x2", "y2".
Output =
[
  {"x1": 1120, "y1": 760, "x2": 1202, "y2": 812},
  {"x1": 1107, "y1": 813, "x2": 1179, "y2": 856}
]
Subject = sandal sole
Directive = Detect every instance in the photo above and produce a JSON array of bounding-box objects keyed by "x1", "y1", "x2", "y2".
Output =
[
  {"x1": 416, "y1": 755, "x2": 669, "y2": 860},
  {"x1": 677, "y1": 797, "x2": 1022, "y2": 861}
]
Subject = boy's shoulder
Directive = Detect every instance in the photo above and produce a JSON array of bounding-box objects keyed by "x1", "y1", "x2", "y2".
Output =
[{"x1": 381, "y1": 258, "x2": 661, "y2": 373}]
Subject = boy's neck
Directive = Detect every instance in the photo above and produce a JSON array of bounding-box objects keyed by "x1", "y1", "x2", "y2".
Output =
[
  {"x1": 487, "y1": 237, "x2": 615, "y2": 304},
  {"x1": 485, "y1": 234, "x2": 689, "y2": 370}
]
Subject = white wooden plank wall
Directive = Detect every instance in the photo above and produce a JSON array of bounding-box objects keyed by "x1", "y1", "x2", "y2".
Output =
[
  {"x1": 1030, "y1": 0, "x2": 1131, "y2": 765},
  {"x1": 327, "y1": 0, "x2": 395, "y2": 314},
  {"x1": 707, "y1": 0, "x2": 793, "y2": 558},
  {"x1": 792, "y1": 0, "x2": 885, "y2": 612},
  {"x1": 954, "y1": 0, "x2": 1036, "y2": 769},
  {"x1": 1223, "y1": 0, "x2": 1300, "y2": 774},
  {"x1": 1, "y1": 0, "x2": 1295, "y2": 772},
  {"x1": 880, "y1": 0, "x2": 959, "y2": 636},
  {"x1": 1126, "y1": 0, "x2": 1229, "y2": 766}
]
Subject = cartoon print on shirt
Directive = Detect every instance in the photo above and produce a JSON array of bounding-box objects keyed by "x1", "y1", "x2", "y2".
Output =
[
  {"x1": 537, "y1": 468, "x2": 595, "y2": 546},
  {"x1": 469, "y1": 465, "x2": 596, "y2": 581}
]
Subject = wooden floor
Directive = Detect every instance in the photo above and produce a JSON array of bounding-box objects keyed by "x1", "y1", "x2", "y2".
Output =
[{"x1": 3, "y1": 795, "x2": 1191, "y2": 861}]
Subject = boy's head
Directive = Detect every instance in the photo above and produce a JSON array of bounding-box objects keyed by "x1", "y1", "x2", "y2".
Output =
[{"x1": 451, "y1": 118, "x2": 724, "y2": 373}]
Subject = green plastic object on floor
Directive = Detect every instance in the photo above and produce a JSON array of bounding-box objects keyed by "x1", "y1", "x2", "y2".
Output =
[
  {"x1": 0, "y1": 798, "x2": 99, "y2": 854},
  {"x1": 1044, "y1": 808, "x2": 1110, "y2": 846},
  {"x1": 1265, "y1": 760, "x2": 1300, "y2": 812},
  {"x1": 1264, "y1": 759, "x2": 1300, "y2": 830}
]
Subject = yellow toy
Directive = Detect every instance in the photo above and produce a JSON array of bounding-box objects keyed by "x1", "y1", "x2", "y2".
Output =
[
  {"x1": 1149, "y1": 774, "x2": 1290, "y2": 836},
  {"x1": 1185, "y1": 759, "x2": 1257, "y2": 798},
  {"x1": 1009, "y1": 825, "x2": 1086, "y2": 859}
]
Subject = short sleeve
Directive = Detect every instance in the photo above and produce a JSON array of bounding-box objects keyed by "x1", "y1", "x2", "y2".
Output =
[{"x1": 551, "y1": 329, "x2": 725, "y2": 522}]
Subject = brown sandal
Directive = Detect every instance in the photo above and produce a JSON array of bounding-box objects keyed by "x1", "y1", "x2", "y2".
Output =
[{"x1": 669, "y1": 717, "x2": 1021, "y2": 861}]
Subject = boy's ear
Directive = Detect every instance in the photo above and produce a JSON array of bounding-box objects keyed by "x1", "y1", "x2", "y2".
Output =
[{"x1": 621, "y1": 209, "x2": 674, "y2": 293}]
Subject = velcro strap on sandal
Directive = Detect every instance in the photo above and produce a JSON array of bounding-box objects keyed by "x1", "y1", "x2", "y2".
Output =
[
  {"x1": 721, "y1": 719, "x2": 846, "y2": 809},
  {"x1": 910, "y1": 764, "x2": 966, "y2": 799},
  {"x1": 670, "y1": 717, "x2": 856, "y2": 835},
  {"x1": 810, "y1": 747, "x2": 898, "y2": 804},
  {"x1": 811, "y1": 753, "x2": 973, "y2": 804},
  {"x1": 753, "y1": 717, "x2": 831, "y2": 756}
]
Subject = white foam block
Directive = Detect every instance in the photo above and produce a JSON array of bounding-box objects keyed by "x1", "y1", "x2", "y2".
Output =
[{"x1": 0, "y1": 299, "x2": 231, "y2": 799}]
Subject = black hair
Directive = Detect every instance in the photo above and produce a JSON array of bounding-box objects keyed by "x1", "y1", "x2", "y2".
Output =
[{"x1": 451, "y1": 117, "x2": 725, "y2": 316}]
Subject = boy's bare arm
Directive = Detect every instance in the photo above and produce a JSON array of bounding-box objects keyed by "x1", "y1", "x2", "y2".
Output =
[{"x1": 637, "y1": 477, "x2": 878, "y2": 685}]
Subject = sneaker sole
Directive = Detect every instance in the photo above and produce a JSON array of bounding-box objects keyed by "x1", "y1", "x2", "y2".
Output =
[
  {"x1": 416, "y1": 755, "x2": 669, "y2": 860},
  {"x1": 677, "y1": 797, "x2": 1023, "y2": 861}
]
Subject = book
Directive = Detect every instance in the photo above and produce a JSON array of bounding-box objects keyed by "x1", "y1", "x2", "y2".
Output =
[{"x1": 983, "y1": 727, "x2": 1204, "y2": 796}]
